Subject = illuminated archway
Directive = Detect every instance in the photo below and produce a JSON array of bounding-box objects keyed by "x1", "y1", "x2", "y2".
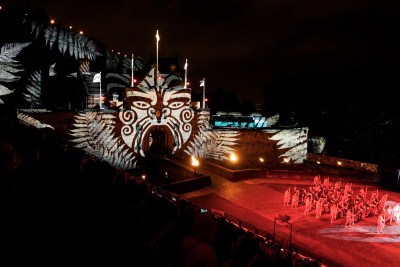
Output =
[{"x1": 143, "y1": 126, "x2": 174, "y2": 156}]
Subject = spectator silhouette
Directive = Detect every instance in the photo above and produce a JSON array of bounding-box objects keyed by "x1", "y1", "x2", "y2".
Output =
[
  {"x1": 179, "y1": 210, "x2": 219, "y2": 267},
  {"x1": 222, "y1": 234, "x2": 263, "y2": 267}
]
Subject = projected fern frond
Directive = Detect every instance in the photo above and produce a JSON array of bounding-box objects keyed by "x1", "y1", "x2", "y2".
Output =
[
  {"x1": 79, "y1": 60, "x2": 90, "y2": 74},
  {"x1": 58, "y1": 30, "x2": 67, "y2": 55},
  {"x1": 49, "y1": 26, "x2": 59, "y2": 49},
  {"x1": 29, "y1": 20, "x2": 45, "y2": 39},
  {"x1": 106, "y1": 52, "x2": 119, "y2": 72},
  {"x1": 0, "y1": 43, "x2": 31, "y2": 63},
  {"x1": 16, "y1": 111, "x2": 54, "y2": 130},
  {"x1": 69, "y1": 112, "x2": 136, "y2": 169},
  {"x1": 121, "y1": 57, "x2": 131, "y2": 74},
  {"x1": 266, "y1": 114, "x2": 280, "y2": 127},
  {"x1": 49, "y1": 63, "x2": 57, "y2": 77},
  {"x1": 105, "y1": 73, "x2": 130, "y2": 92},
  {"x1": 0, "y1": 84, "x2": 14, "y2": 98},
  {"x1": 29, "y1": 21, "x2": 102, "y2": 61},
  {"x1": 265, "y1": 128, "x2": 308, "y2": 164},
  {"x1": 23, "y1": 70, "x2": 42, "y2": 107},
  {"x1": 106, "y1": 52, "x2": 143, "y2": 73},
  {"x1": 280, "y1": 142, "x2": 308, "y2": 164},
  {"x1": 0, "y1": 67, "x2": 20, "y2": 82},
  {"x1": 0, "y1": 43, "x2": 31, "y2": 101},
  {"x1": 134, "y1": 56, "x2": 144, "y2": 72},
  {"x1": 272, "y1": 129, "x2": 307, "y2": 149},
  {"x1": 185, "y1": 110, "x2": 240, "y2": 160}
]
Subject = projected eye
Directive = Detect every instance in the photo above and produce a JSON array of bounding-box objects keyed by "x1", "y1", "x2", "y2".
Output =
[
  {"x1": 132, "y1": 101, "x2": 151, "y2": 109},
  {"x1": 169, "y1": 102, "x2": 185, "y2": 109},
  {"x1": 168, "y1": 97, "x2": 189, "y2": 109}
]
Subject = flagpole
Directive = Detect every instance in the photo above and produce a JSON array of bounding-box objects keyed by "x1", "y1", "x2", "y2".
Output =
[
  {"x1": 131, "y1": 53, "x2": 134, "y2": 87},
  {"x1": 99, "y1": 71, "x2": 102, "y2": 109},
  {"x1": 202, "y1": 78, "x2": 205, "y2": 108},
  {"x1": 156, "y1": 30, "x2": 160, "y2": 87},
  {"x1": 184, "y1": 58, "x2": 188, "y2": 89}
]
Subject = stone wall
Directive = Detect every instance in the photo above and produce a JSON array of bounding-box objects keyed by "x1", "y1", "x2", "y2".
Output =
[
  {"x1": 306, "y1": 153, "x2": 378, "y2": 173},
  {"x1": 27, "y1": 111, "x2": 309, "y2": 172}
]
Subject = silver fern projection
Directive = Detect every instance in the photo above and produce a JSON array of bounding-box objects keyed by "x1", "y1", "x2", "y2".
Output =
[
  {"x1": 69, "y1": 112, "x2": 137, "y2": 169},
  {"x1": 23, "y1": 70, "x2": 42, "y2": 108},
  {"x1": 185, "y1": 110, "x2": 240, "y2": 160},
  {"x1": 17, "y1": 111, "x2": 54, "y2": 130},
  {"x1": 0, "y1": 43, "x2": 30, "y2": 104},
  {"x1": 30, "y1": 20, "x2": 100, "y2": 60},
  {"x1": 266, "y1": 128, "x2": 308, "y2": 164}
]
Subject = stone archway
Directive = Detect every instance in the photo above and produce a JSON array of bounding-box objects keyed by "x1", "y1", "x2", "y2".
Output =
[
  {"x1": 142, "y1": 126, "x2": 174, "y2": 184},
  {"x1": 143, "y1": 126, "x2": 174, "y2": 157}
]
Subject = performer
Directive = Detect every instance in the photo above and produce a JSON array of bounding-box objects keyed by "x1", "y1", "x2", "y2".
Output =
[
  {"x1": 292, "y1": 190, "x2": 299, "y2": 209},
  {"x1": 345, "y1": 208, "x2": 353, "y2": 228},
  {"x1": 378, "y1": 193, "x2": 388, "y2": 212},
  {"x1": 376, "y1": 211, "x2": 385, "y2": 233},
  {"x1": 384, "y1": 205, "x2": 393, "y2": 224},
  {"x1": 304, "y1": 195, "x2": 312, "y2": 215},
  {"x1": 284, "y1": 187, "x2": 291, "y2": 206},
  {"x1": 330, "y1": 202, "x2": 338, "y2": 223},
  {"x1": 393, "y1": 203, "x2": 400, "y2": 222},
  {"x1": 315, "y1": 198, "x2": 322, "y2": 219}
]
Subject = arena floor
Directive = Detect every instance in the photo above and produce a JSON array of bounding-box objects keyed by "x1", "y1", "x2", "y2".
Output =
[{"x1": 180, "y1": 171, "x2": 400, "y2": 267}]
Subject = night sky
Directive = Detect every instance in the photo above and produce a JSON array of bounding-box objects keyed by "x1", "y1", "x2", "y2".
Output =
[{"x1": 6, "y1": 0, "x2": 400, "y2": 103}]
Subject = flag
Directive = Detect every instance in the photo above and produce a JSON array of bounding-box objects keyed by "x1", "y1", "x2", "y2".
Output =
[
  {"x1": 200, "y1": 78, "x2": 205, "y2": 87},
  {"x1": 156, "y1": 30, "x2": 160, "y2": 42},
  {"x1": 184, "y1": 59, "x2": 188, "y2": 70},
  {"x1": 93, "y1": 72, "x2": 101, "y2": 83}
]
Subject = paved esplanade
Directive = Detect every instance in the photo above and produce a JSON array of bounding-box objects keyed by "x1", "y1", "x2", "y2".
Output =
[{"x1": 180, "y1": 170, "x2": 400, "y2": 267}]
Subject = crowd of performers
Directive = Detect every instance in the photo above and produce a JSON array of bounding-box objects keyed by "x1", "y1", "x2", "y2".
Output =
[{"x1": 283, "y1": 175, "x2": 400, "y2": 233}]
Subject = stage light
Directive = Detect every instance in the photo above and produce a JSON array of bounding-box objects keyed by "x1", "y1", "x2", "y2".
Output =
[
  {"x1": 191, "y1": 155, "x2": 199, "y2": 176},
  {"x1": 230, "y1": 152, "x2": 237, "y2": 162}
]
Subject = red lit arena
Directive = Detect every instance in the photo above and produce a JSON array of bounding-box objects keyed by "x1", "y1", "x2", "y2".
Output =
[{"x1": 181, "y1": 171, "x2": 400, "y2": 267}]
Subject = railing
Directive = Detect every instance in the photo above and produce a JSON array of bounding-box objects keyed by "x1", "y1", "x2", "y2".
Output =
[{"x1": 211, "y1": 209, "x2": 344, "y2": 267}]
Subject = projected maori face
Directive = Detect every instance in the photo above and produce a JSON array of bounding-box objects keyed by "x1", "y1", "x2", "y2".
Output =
[{"x1": 119, "y1": 86, "x2": 194, "y2": 157}]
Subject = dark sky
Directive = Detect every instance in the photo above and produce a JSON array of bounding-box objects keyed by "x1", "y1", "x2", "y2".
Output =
[{"x1": 6, "y1": 0, "x2": 400, "y2": 103}]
